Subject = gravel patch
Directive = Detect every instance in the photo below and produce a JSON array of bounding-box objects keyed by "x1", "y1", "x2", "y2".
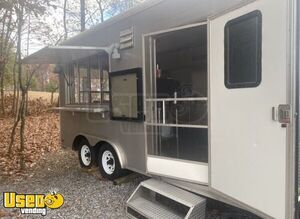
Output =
[{"x1": 0, "y1": 149, "x2": 145, "y2": 218}]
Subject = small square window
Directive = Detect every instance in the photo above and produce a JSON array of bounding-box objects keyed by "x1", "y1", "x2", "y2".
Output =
[
  {"x1": 225, "y1": 10, "x2": 262, "y2": 88},
  {"x1": 109, "y1": 68, "x2": 143, "y2": 121}
]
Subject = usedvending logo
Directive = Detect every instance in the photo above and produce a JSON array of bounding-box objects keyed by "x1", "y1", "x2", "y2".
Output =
[{"x1": 3, "y1": 191, "x2": 64, "y2": 216}]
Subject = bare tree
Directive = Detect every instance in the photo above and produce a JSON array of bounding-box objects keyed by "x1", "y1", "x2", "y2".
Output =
[
  {"x1": 0, "y1": 5, "x2": 16, "y2": 115},
  {"x1": 63, "y1": 0, "x2": 68, "y2": 39},
  {"x1": 80, "y1": 0, "x2": 85, "y2": 32},
  {"x1": 62, "y1": 0, "x2": 145, "y2": 38},
  {"x1": 50, "y1": 86, "x2": 58, "y2": 105},
  {"x1": 11, "y1": 52, "x2": 18, "y2": 116},
  {"x1": 96, "y1": 0, "x2": 104, "y2": 23},
  {"x1": 7, "y1": 0, "x2": 54, "y2": 170}
]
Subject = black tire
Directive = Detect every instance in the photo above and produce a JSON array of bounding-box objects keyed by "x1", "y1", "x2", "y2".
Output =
[
  {"x1": 98, "y1": 143, "x2": 127, "y2": 180},
  {"x1": 78, "y1": 139, "x2": 96, "y2": 168}
]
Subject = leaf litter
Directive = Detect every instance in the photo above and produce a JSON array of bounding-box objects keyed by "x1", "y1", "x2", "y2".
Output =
[{"x1": 0, "y1": 95, "x2": 60, "y2": 179}]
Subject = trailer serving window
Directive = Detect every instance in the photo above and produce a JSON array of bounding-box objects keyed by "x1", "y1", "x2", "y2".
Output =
[
  {"x1": 67, "y1": 53, "x2": 109, "y2": 104},
  {"x1": 225, "y1": 10, "x2": 262, "y2": 88},
  {"x1": 76, "y1": 61, "x2": 89, "y2": 103}
]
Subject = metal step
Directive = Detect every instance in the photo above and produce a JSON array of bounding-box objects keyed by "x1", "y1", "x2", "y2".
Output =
[
  {"x1": 126, "y1": 179, "x2": 206, "y2": 219},
  {"x1": 128, "y1": 197, "x2": 183, "y2": 219}
]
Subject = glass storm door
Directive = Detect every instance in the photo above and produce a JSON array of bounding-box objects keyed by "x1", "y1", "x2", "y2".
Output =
[{"x1": 144, "y1": 24, "x2": 209, "y2": 184}]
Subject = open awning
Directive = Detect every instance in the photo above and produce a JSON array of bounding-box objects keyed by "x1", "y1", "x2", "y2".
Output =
[{"x1": 22, "y1": 45, "x2": 109, "y2": 64}]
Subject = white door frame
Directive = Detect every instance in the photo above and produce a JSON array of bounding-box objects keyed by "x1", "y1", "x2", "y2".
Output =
[{"x1": 142, "y1": 22, "x2": 210, "y2": 185}]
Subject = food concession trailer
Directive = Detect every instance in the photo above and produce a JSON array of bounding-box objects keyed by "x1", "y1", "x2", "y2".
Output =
[{"x1": 23, "y1": 0, "x2": 300, "y2": 218}]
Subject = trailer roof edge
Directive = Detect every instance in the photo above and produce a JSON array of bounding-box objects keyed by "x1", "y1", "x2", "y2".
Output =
[{"x1": 22, "y1": 45, "x2": 108, "y2": 64}]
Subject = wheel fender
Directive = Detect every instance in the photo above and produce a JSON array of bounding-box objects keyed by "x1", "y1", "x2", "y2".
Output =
[{"x1": 77, "y1": 133, "x2": 127, "y2": 168}]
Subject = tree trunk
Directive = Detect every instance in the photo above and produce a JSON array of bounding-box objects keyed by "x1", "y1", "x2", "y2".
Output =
[
  {"x1": 50, "y1": 87, "x2": 58, "y2": 106},
  {"x1": 26, "y1": 14, "x2": 30, "y2": 56},
  {"x1": 63, "y1": 0, "x2": 68, "y2": 39},
  {"x1": 11, "y1": 53, "x2": 17, "y2": 115},
  {"x1": 15, "y1": 81, "x2": 20, "y2": 119},
  {"x1": 0, "y1": 70, "x2": 4, "y2": 115},
  {"x1": 19, "y1": 91, "x2": 26, "y2": 170},
  {"x1": 98, "y1": 0, "x2": 104, "y2": 23},
  {"x1": 7, "y1": 94, "x2": 22, "y2": 156},
  {"x1": 25, "y1": 89, "x2": 28, "y2": 116},
  {"x1": 0, "y1": 10, "x2": 8, "y2": 105},
  {"x1": 0, "y1": 9, "x2": 14, "y2": 116},
  {"x1": 56, "y1": 95, "x2": 59, "y2": 107},
  {"x1": 80, "y1": 0, "x2": 85, "y2": 32},
  {"x1": 51, "y1": 91, "x2": 54, "y2": 105},
  {"x1": 8, "y1": 3, "x2": 26, "y2": 170}
]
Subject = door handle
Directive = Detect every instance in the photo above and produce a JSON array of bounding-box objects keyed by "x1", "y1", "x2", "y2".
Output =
[{"x1": 272, "y1": 104, "x2": 291, "y2": 124}]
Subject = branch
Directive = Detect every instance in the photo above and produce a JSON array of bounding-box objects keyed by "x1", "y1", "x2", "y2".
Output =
[{"x1": 25, "y1": 64, "x2": 42, "y2": 89}]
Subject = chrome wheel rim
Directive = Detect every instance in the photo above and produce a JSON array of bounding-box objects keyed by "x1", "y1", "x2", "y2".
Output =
[
  {"x1": 81, "y1": 145, "x2": 91, "y2": 166},
  {"x1": 102, "y1": 150, "x2": 115, "y2": 175}
]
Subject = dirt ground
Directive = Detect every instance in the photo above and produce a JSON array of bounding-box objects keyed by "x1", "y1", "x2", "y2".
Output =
[{"x1": 0, "y1": 149, "x2": 143, "y2": 219}]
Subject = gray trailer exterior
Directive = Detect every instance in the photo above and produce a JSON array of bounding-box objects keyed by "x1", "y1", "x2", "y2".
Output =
[
  {"x1": 58, "y1": 0, "x2": 253, "y2": 174},
  {"x1": 23, "y1": 0, "x2": 300, "y2": 218}
]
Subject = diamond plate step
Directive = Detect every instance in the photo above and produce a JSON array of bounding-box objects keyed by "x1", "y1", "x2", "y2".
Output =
[
  {"x1": 140, "y1": 179, "x2": 203, "y2": 207},
  {"x1": 128, "y1": 197, "x2": 183, "y2": 219},
  {"x1": 126, "y1": 179, "x2": 206, "y2": 219}
]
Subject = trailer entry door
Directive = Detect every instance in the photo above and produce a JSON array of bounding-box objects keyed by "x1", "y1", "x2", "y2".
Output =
[
  {"x1": 144, "y1": 24, "x2": 209, "y2": 184},
  {"x1": 209, "y1": 1, "x2": 288, "y2": 218}
]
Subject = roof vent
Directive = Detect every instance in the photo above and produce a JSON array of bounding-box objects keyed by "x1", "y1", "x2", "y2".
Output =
[{"x1": 120, "y1": 27, "x2": 134, "y2": 50}]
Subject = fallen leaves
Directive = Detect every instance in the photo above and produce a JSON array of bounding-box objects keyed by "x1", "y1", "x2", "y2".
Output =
[
  {"x1": 0, "y1": 111, "x2": 60, "y2": 178},
  {"x1": 1, "y1": 93, "x2": 54, "y2": 117},
  {"x1": 0, "y1": 208, "x2": 18, "y2": 218}
]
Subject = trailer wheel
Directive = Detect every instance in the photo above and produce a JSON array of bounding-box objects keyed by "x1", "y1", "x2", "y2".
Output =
[
  {"x1": 98, "y1": 143, "x2": 126, "y2": 180},
  {"x1": 78, "y1": 139, "x2": 96, "y2": 168}
]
